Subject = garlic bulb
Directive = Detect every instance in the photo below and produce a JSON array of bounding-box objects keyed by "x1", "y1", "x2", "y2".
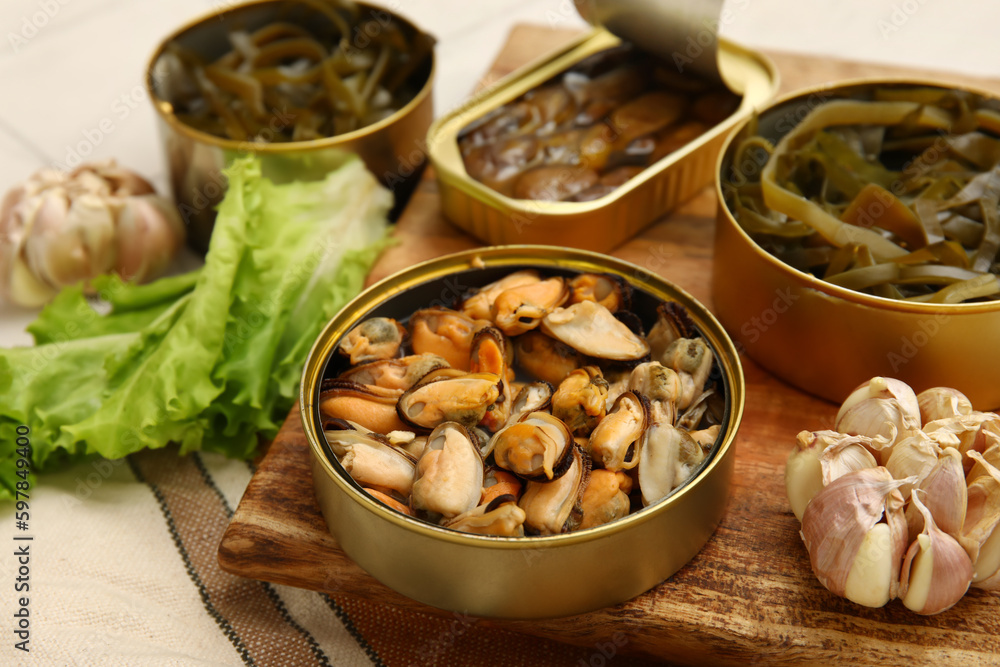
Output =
[
  {"x1": 0, "y1": 160, "x2": 185, "y2": 307},
  {"x1": 786, "y1": 377, "x2": 1000, "y2": 613},
  {"x1": 899, "y1": 491, "x2": 974, "y2": 615},
  {"x1": 917, "y1": 387, "x2": 973, "y2": 424},
  {"x1": 904, "y1": 447, "x2": 966, "y2": 538},
  {"x1": 786, "y1": 430, "x2": 877, "y2": 521},
  {"x1": 800, "y1": 467, "x2": 910, "y2": 607}
]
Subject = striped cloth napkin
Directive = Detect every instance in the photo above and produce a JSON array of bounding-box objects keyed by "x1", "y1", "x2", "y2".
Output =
[{"x1": 5, "y1": 445, "x2": 655, "y2": 665}]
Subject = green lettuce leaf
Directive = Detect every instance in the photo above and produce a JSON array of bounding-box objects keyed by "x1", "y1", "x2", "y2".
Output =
[
  {"x1": 0, "y1": 156, "x2": 391, "y2": 498},
  {"x1": 27, "y1": 272, "x2": 199, "y2": 345}
]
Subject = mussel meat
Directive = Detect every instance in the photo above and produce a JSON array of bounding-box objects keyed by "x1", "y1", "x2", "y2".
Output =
[
  {"x1": 460, "y1": 270, "x2": 542, "y2": 322},
  {"x1": 411, "y1": 422, "x2": 485, "y2": 519},
  {"x1": 338, "y1": 354, "x2": 450, "y2": 393},
  {"x1": 397, "y1": 372, "x2": 502, "y2": 430},
  {"x1": 505, "y1": 381, "x2": 555, "y2": 428},
  {"x1": 491, "y1": 411, "x2": 575, "y2": 482},
  {"x1": 519, "y1": 444, "x2": 591, "y2": 535},
  {"x1": 541, "y1": 300, "x2": 650, "y2": 361},
  {"x1": 409, "y1": 307, "x2": 480, "y2": 370},
  {"x1": 325, "y1": 428, "x2": 417, "y2": 497},
  {"x1": 567, "y1": 272, "x2": 631, "y2": 313},
  {"x1": 338, "y1": 317, "x2": 407, "y2": 365},
  {"x1": 491, "y1": 276, "x2": 569, "y2": 336},
  {"x1": 512, "y1": 330, "x2": 585, "y2": 386},
  {"x1": 320, "y1": 380, "x2": 410, "y2": 433},
  {"x1": 578, "y1": 469, "x2": 631, "y2": 530},
  {"x1": 442, "y1": 494, "x2": 526, "y2": 537},
  {"x1": 551, "y1": 366, "x2": 609, "y2": 436},
  {"x1": 587, "y1": 390, "x2": 650, "y2": 471},
  {"x1": 638, "y1": 421, "x2": 704, "y2": 507}
]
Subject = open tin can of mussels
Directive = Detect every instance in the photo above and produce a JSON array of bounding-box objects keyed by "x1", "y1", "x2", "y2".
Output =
[
  {"x1": 300, "y1": 246, "x2": 745, "y2": 619},
  {"x1": 426, "y1": 0, "x2": 777, "y2": 251}
]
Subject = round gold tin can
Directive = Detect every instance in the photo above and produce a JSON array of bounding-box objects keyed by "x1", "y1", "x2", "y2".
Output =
[
  {"x1": 713, "y1": 78, "x2": 1000, "y2": 410},
  {"x1": 146, "y1": 0, "x2": 435, "y2": 252},
  {"x1": 300, "y1": 245, "x2": 745, "y2": 619}
]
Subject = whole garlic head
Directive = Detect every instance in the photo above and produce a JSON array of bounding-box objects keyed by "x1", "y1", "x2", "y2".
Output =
[{"x1": 0, "y1": 160, "x2": 185, "y2": 307}]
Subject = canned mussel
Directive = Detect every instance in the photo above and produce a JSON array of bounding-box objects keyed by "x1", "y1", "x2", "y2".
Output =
[{"x1": 313, "y1": 251, "x2": 738, "y2": 538}]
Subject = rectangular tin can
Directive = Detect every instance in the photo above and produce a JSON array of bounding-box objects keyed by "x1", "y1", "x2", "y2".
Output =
[{"x1": 426, "y1": 29, "x2": 778, "y2": 252}]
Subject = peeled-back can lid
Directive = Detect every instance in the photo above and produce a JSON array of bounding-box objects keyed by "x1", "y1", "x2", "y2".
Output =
[{"x1": 573, "y1": 0, "x2": 736, "y2": 91}]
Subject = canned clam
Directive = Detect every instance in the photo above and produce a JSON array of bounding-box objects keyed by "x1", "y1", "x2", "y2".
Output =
[{"x1": 301, "y1": 246, "x2": 745, "y2": 619}]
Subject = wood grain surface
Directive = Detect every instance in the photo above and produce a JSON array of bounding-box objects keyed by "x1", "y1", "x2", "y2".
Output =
[{"x1": 218, "y1": 24, "x2": 1000, "y2": 666}]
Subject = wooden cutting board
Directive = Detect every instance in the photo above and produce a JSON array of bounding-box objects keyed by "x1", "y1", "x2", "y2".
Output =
[{"x1": 219, "y1": 25, "x2": 1000, "y2": 665}]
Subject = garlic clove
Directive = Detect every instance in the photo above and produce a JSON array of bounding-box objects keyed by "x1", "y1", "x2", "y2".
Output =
[
  {"x1": 972, "y1": 521, "x2": 1000, "y2": 589},
  {"x1": 966, "y1": 439, "x2": 1000, "y2": 484},
  {"x1": 6, "y1": 247, "x2": 57, "y2": 306},
  {"x1": 89, "y1": 159, "x2": 155, "y2": 196},
  {"x1": 786, "y1": 431, "x2": 826, "y2": 522},
  {"x1": 787, "y1": 430, "x2": 876, "y2": 522},
  {"x1": 837, "y1": 377, "x2": 921, "y2": 430},
  {"x1": 800, "y1": 467, "x2": 911, "y2": 605},
  {"x1": 819, "y1": 433, "x2": 879, "y2": 485},
  {"x1": 960, "y1": 450, "x2": 1000, "y2": 588},
  {"x1": 835, "y1": 397, "x2": 914, "y2": 463},
  {"x1": 115, "y1": 195, "x2": 186, "y2": 283},
  {"x1": 0, "y1": 181, "x2": 27, "y2": 227},
  {"x1": 899, "y1": 491, "x2": 974, "y2": 614},
  {"x1": 24, "y1": 191, "x2": 116, "y2": 289},
  {"x1": 2, "y1": 192, "x2": 58, "y2": 306},
  {"x1": 924, "y1": 413, "x2": 1000, "y2": 474},
  {"x1": 843, "y1": 523, "x2": 895, "y2": 607},
  {"x1": 884, "y1": 431, "x2": 940, "y2": 497},
  {"x1": 785, "y1": 431, "x2": 877, "y2": 521},
  {"x1": 905, "y1": 447, "x2": 966, "y2": 538},
  {"x1": 917, "y1": 387, "x2": 973, "y2": 425}
]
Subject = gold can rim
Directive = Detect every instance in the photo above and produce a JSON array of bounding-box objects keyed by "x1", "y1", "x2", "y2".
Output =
[
  {"x1": 715, "y1": 75, "x2": 1000, "y2": 315},
  {"x1": 144, "y1": 0, "x2": 436, "y2": 154},
  {"x1": 301, "y1": 245, "x2": 745, "y2": 548}
]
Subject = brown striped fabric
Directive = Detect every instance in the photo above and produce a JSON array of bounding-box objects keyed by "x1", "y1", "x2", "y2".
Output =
[
  {"x1": 129, "y1": 447, "x2": 332, "y2": 666},
  {"x1": 127, "y1": 445, "x2": 658, "y2": 666}
]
